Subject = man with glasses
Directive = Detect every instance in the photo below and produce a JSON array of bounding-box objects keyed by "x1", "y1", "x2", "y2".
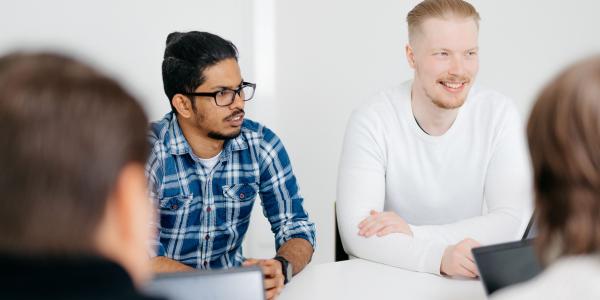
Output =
[{"x1": 147, "y1": 31, "x2": 315, "y2": 300}]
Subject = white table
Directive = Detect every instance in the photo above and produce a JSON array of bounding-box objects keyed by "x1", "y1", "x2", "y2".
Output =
[{"x1": 280, "y1": 259, "x2": 487, "y2": 300}]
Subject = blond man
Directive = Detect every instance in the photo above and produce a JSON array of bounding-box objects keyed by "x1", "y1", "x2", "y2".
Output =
[{"x1": 337, "y1": 0, "x2": 531, "y2": 277}]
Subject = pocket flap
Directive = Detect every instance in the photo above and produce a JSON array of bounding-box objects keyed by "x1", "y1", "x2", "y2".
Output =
[
  {"x1": 158, "y1": 195, "x2": 192, "y2": 210},
  {"x1": 223, "y1": 183, "x2": 259, "y2": 201}
]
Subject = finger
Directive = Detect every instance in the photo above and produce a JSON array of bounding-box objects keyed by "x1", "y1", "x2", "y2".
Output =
[
  {"x1": 264, "y1": 277, "x2": 281, "y2": 289},
  {"x1": 358, "y1": 216, "x2": 374, "y2": 230},
  {"x1": 243, "y1": 258, "x2": 260, "y2": 266},
  {"x1": 463, "y1": 238, "x2": 481, "y2": 249},
  {"x1": 375, "y1": 224, "x2": 410, "y2": 236},
  {"x1": 376, "y1": 225, "x2": 394, "y2": 237},
  {"x1": 460, "y1": 257, "x2": 479, "y2": 276},
  {"x1": 358, "y1": 216, "x2": 381, "y2": 235},
  {"x1": 458, "y1": 241, "x2": 478, "y2": 262},
  {"x1": 265, "y1": 287, "x2": 278, "y2": 300},
  {"x1": 458, "y1": 263, "x2": 478, "y2": 278},
  {"x1": 260, "y1": 260, "x2": 282, "y2": 277},
  {"x1": 358, "y1": 213, "x2": 379, "y2": 229},
  {"x1": 363, "y1": 220, "x2": 389, "y2": 237},
  {"x1": 358, "y1": 210, "x2": 381, "y2": 228}
]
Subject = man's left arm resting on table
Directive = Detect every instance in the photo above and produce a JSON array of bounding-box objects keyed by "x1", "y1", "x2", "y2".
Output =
[
  {"x1": 256, "y1": 127, "x2": 316, "y2": 274},
  {"x1": 276, "y1": 238, "x2": 313, "y2": 275}
]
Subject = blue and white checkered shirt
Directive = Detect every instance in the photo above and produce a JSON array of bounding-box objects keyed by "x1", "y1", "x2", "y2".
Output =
[{"x1": 146, "y1": 112, "x2": 316, "y2": 269}]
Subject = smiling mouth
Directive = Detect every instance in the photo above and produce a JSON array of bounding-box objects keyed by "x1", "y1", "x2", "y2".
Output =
[
  {"x1": 439, "y1": 80, "x2": 468, "y2": 89},
  {"x1": 225, "y1": 111, "x2": 245, "y2": 123}
]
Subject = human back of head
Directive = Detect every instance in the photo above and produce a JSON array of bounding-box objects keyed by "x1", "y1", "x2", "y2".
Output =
[
  {"x1": 527, "y1": 55, "x2": 600, "y2": 263},
  {"x1": 0, "y1": 52, "x2": 151, "y2": 281}
]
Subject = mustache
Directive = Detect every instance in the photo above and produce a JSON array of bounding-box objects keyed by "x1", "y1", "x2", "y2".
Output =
[
  {"x1": 224, "y1": 109, "x2": 245, "y2": 121},
  {"x1": 438, "y1": 76, "x2": 470, "y2": 83}
]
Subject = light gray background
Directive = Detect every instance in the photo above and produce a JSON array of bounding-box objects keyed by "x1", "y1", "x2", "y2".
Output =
[{"x1": 2, "y1": 0, "x2": 599, "y2": 265}]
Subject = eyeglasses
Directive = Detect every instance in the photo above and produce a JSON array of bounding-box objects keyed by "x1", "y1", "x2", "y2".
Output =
[{"x1": 182, "y1": 82, "x2": 256, "y2": 107}]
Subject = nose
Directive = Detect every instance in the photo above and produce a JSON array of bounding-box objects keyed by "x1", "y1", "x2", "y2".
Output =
[
  {"x1": 229, "y1": 90, "x2": 245, "y2": 110},
  {"x1": 448, "y1": 55, "x2": 465, "y2": 76}
]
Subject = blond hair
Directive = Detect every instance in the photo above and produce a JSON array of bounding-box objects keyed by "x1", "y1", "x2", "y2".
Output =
[{"x1": 407, "y1": 0, "x2": 480, "y2": 42}]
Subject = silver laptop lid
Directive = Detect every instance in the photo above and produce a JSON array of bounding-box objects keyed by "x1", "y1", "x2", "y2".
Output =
[{"x1": 143, "y1": 266, "x2": 265, "y2": 300}]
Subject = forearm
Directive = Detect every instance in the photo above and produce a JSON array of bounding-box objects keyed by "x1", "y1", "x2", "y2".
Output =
[
  {"x1": 150, "y1": 256, "x2": 195, "y2": 273},
  {"x1": 276, "y1": 238, "x2": 313, "y2": 275},
  {"x1": 410, "y1": 210, "x2": 525, "y2": 245}
]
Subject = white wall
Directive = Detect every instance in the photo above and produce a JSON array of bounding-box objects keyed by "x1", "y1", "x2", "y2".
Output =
[
  {"x1": 2, "y1": 0, "x2": 600, "y2": 265},
  {"x1": 259, "y1": 0, "x2": 600, "y2": 264}
]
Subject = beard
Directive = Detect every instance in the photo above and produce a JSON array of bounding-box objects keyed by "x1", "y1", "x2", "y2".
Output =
[
  {"x1": 430, "y1": 92, "x2": 467, "y2": 109},
  {"x1": 427, "y1": 77, "x2": 471, "y2": 109},
  {"x1": 194, "y1": 108, "x2": 244, "y2": 140},
  {"x1": 207, "y1": 129, "x2": 242, "y2": 140}
]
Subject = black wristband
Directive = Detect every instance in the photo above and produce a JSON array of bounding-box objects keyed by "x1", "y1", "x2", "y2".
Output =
[{"x1": 273, "y1": 256, "x2": 292, "y2": 284}]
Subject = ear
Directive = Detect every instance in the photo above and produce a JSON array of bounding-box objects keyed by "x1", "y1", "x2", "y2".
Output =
[
  {"x1": 111, "y1": 163, "x2": 150, "y2": 244},
  {"x1": 406, "y1": 44, "x2": 416, "y2": 69},
  {"x1": 172, "y1": 94, "x2": 194, "y2": 119}
]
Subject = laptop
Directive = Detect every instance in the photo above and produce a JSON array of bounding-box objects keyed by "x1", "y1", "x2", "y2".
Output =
[
  {"x1": 472, "y1": 214, "x2": 543, "y2": 295},
  {"x1": 142, "y1": 266, "x2": 265, "y2": 300}
]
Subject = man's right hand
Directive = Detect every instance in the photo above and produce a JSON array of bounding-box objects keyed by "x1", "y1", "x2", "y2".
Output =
[{"x1": 440, "y1": 238, "x2": 480, "y2": 278}]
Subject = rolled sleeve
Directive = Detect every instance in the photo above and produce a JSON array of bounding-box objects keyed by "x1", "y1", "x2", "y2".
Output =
[{"x1": 258, "y1": 128, "x2": 316, "y2": 251}]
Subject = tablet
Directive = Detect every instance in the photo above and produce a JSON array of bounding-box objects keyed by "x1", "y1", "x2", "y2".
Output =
[{"x1": 472, "y1": 239, "x2": 542, "y2": 295}]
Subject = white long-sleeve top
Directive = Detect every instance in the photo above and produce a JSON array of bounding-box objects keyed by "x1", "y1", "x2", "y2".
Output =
[
  {"x1": 492, "y1": 255, "x2": 600, "y2": 300},
  {"x1": 337, "y1": 80, "x2": 532, "y2": 275}
]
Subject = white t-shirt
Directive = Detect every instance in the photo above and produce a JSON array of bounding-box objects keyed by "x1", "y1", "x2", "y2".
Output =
[
  {"x1": 198, "y1": 151, "x2": 222, "y2": 172},
  {"x1": 336, "y1": 80, "x2": 532, "y2": 274}
]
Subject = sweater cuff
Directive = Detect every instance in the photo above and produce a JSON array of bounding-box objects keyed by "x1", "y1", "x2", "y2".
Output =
[
  {"x1": 418, "y1": 240, "x2": 447, "y2": 275},
  {"x1": 409, "y1": 224, "x2": 431, "y2": 240}
]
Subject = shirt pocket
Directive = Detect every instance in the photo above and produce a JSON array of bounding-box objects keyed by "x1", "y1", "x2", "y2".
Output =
[
  {"x1": 157, "y1": 194, "x2": 193, "y2": 232},
  {"x1": 222, "y1": 183, "x2": 259, "y2": 224}
]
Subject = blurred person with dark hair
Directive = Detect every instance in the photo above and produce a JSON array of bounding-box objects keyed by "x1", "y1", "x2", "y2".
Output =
[
  {"x1": 492, "y1": 56, "x2": 600, "y2": 299},
  {"x1": 147, "y1": 31, "x2": 316, "y2": 300},
  {"x1": 0, "y1": 52, "x2": 163, "y2": 300}
]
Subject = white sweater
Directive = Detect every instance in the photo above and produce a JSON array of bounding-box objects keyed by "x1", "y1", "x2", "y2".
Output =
[
  {"x1": 336, "y1": 80, "x2": 532, "y2": 274},
  {"x1": 492, "y1": 255, "x2": 600, "y2": 300}
]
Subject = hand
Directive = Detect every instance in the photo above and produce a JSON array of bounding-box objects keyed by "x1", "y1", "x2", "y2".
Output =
[
  {"x1": 440, "y1": 238, "x2": 481, "y2": 278},
  {"x1": 243, "y1": 258, "x2": 285, "y2": 300},
  {"x1": 358, "y1": 210, "x2": 413, "y2": 237}
]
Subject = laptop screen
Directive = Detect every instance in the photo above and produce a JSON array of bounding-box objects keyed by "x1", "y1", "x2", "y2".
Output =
[
  {"x1": 142, "y1": 266, "x2": 265, "y2": 300},
  {"x1": 473, "y1": 239, "x2": 542, "y2": 295}
]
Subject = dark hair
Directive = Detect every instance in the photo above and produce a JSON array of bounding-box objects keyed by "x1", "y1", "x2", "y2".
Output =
[
  {"x1": 161, "y1": 31, "x2": 238, "y2": 112},
  {"x1": 527, "y1": 55, "x2": 600, "y2": 263},
  {"x1": 0, "y1": 52, "x2": 149, "y2": 255}
]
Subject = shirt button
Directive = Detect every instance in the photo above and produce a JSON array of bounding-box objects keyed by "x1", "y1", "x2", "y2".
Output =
[
  {"x1": 206, "y1": 206, "x2": 212, "y2": 212},
  {"x1": 171, "y1": 204, "x2": 178, "y2": 210},
  {"x1": 239, "y1": 193, "x2": 245, "y2": 199}
]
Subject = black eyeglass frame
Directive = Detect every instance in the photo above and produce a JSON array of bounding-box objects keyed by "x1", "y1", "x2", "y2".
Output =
[{"x1": 181, "y1": 81, "x2": 256, "y2": 107}]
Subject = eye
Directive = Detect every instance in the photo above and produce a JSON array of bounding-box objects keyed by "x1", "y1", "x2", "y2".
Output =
[
  {"x1": 467, "y1": 51, "x2": 478, "y2": 56},
  {"x1": 435, "y1": 51, "x2": 449, "y2": 57}
]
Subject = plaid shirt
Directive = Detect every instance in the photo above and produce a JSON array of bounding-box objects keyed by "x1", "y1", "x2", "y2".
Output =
[{"x1": 146, "y1": 113, "x2": 316, "y2": 269}]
